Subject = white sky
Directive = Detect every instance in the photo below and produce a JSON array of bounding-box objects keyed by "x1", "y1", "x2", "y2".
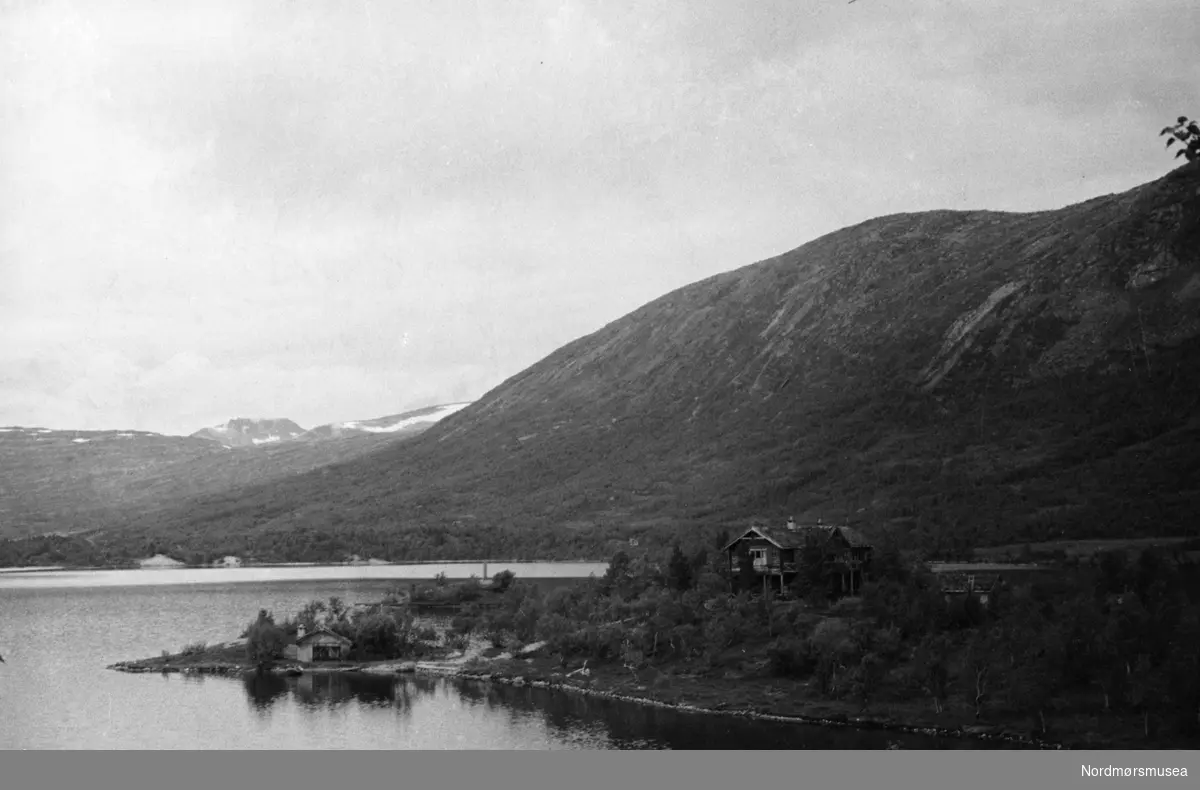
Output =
[{"x1": 1, "y1": 0, "x2": 1196, "y2": 435}]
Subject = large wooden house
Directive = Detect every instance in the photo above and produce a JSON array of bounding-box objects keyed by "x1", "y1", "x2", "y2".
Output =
[{"x1": 723, "y1": 519, "x2": 873, "y2": 597}]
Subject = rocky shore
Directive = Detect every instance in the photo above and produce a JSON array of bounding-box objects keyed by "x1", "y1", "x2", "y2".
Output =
[
  {"x1": 411, "y1": 662, "x2": 1060, "y2": 750},
  {"x1": 107, "y1": 647, "x2": 1060, "y2": 750}
]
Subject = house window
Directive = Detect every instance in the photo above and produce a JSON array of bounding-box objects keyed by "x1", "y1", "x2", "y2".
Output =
[{"x1": 750, "y1": 548, "x2": 768, "y2": 569}]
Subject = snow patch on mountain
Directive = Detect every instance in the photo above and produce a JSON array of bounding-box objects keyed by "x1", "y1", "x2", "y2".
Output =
[{"x1": 348, "y1": 402, "x2": 471, "y2": 433}]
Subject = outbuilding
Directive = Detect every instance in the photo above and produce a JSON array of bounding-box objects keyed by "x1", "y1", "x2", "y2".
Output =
[{"x1": 295, "y1": 626, "x2": 352, "y2": 663}]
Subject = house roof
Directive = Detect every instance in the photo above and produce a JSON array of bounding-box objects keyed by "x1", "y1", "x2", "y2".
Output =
[
  {"x1": 723, "y1": 524, "x2": 872, "y2": 551},
  {"x1": 296, "y1": 627, "x2": 352, "y2": 646}
]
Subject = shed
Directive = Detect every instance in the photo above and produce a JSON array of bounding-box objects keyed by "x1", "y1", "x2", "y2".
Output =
[
  {"x1": 295, "y1": 626, "x2": 352, "y2": 663},
  {"x1": 935, "y1": 571, "x2": 1002, "y2": 605}
]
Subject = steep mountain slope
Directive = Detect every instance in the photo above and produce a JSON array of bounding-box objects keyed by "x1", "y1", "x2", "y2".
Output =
[
  {"x1": 297, "y1": 403, "x2": 473, "y2": 442},
  {"x1": 191, "y1": 418, "x2": 307, "y2": 447},
  {"x1": 17, "y1": 164, "x2": 1200, "y2": 564}
]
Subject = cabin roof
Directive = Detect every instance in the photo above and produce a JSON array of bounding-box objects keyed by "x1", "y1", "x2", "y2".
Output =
[
  {"x1": 723, "y1": 524, "x2": 872, "y2": 552},
  {"x1": 296, "y1": 627, "x2": 352, "y2": 646}
]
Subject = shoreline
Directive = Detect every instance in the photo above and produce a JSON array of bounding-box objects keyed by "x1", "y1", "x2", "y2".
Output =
[{"x1": 106, "y1": 651, "x2": 1057, "y2": 750}]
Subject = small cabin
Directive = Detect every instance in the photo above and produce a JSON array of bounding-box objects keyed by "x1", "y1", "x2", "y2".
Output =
[
  {"x1": 723, "y1": 519, "x2": 873, "y2": 597},
  {"x1": 935, "y1": 571, "x2": 1002, "y2": 605},
  {"x1": 926, "y1": 562, "x2": 1047, "y2": 606},
  {"x1": 295, "y1": 626, "x2": 352, "y2": 663}
]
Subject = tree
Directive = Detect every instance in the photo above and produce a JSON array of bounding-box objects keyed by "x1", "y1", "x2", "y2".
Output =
[
  {"x1": 326, "y1": 596, "x2": 349, "y2": 624},
  {"x1": 602, "y1": 551, "x2": 632, "y2": 595},
  {"x1": 293, "y1": 599, "x2": 328, "y2": 633},
  {"x1": 999, "y1": 597, "x2": 1063, "y2": 736},
  {"x1": 492, "y1": 569, "x2": 516, "y2": 593},
  {"x1": 1127, "y1": 653, "x2": 1166, "y2": 739},
  {"x1": 1162, "y1": 609, "x2": 1200, "y2": 735},
  {"x1": 244, "y1": 609, "x2": 288, "y2": 671},
  {"x1": 912, "y1": 633, "x2": 953, "y2": 714},
  {"x1": 808, "y1": 617, "x2": 856, "y2": 697},
  {"x1": 353, "y1": 609, "x2": 423, "y2": 659},
  {"x1": 667, "y1": 543, "x2": 693, "y2": 592},
  {"x1": 1160, "y1": 116, "x2": 1200, "y2": 162},
  {"x1": 962, "y1": 626, "x2": 1003, "y2": 719},
  {"x1": 851, "y1": 652, "x2": 889, "y2": 712}
]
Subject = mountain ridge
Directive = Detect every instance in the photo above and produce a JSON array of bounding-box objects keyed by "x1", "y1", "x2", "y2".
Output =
[
  {"x1": 5, "y1": 164, "x2": 1199, "y2": 565},
  {"x1": 190, "y1": 417, "x2": 307, "y2": 448},
  {"x1": 296, "y1": 402, "x2": 473, "y2": 442},
  {"x1": 0, "y1": 403, "x2": 472, "y2": 543}
]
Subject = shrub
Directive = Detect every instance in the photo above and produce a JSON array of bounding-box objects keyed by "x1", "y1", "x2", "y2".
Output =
[
  {"x1": 768, "y1": 637, "x2": 815, "y2": 678},
  {"x1": 451, "y1": 603, "x2": 482, "y2": 635},
  {"x1": 492, "y1": 569, "x2": 516, "y2": 593},
  {"x1": 351, "y1": 611, "x2": 405, "y2": 659},
  {"x1": 488, "y1": 629, "x2": 520, "y2": 652},
  {"x1": 180, "y1": 641, "x2": 208, "y2": 656},
  {"x1": 443, "y1": 632, "x2": 471, "y2": 652}
]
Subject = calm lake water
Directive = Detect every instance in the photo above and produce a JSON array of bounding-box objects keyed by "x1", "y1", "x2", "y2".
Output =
[{"x1": 0, "y1": 564, "x2": 1000, "y2": 750}]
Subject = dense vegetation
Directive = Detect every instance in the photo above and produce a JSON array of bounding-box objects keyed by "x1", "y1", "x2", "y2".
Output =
[
  {"x1": 241, "y1": 596, "x2": 443, "y2": 668},
  {"x1": 447, "y1": 542, "x2": 1200, "y2": 746}
]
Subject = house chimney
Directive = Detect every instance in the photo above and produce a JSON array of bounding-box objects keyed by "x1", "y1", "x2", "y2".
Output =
[
  {"x1": 786, "y1": 517, "x2": 797, "y2": 531},
  {"x1": 297, "y1": 624, "x2": 306, "y2": 640}
]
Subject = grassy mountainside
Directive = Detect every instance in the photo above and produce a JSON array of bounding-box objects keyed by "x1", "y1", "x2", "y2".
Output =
[
  {"x1": 0, "y1": 426, "x2": 405, "y2": 541},
  {"x1": 8, "y1": 164, "x2": 1200, "y2": 565}
]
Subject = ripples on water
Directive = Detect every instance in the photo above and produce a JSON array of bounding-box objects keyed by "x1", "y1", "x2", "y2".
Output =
[{"x1": 0, "y1": 567, "x2": 1001, "y2": 749}]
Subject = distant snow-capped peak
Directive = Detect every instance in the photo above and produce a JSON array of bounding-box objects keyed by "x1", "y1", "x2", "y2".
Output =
[{"x1": 190, "y1": 417, "x2": 307, "y2": 448}]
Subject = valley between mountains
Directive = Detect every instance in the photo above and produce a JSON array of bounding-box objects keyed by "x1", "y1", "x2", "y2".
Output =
[{"x1": 3, "y1": 163, "x2": 1199, "y2": 568}]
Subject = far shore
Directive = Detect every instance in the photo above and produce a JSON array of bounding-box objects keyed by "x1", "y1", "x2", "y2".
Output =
[
  {"x1": 0, "y1": 559, "x2": 608, "y2": 574},
  {"x1": 0, "y1": 561, "x2": 610, "y2": 589}
]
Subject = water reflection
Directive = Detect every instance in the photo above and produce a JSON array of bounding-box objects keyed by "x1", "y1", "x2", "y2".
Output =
[
  {"x1": 243, "y1": 672, "x2": 290, "y2": 713},
  {"x1": 453, "y1": 680, "x2": 1008, "y2": 750},
  {"x1": 240, "y1": 672, "x2": 425, "y2": 719}
]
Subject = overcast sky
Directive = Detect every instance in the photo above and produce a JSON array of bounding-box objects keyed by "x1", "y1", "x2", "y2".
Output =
[{"x1": 2, "y1": 0, "x2": 1195, "y2": 436}]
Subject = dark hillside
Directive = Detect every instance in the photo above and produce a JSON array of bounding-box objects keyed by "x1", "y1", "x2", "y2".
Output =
[{"x1": 11, "y1": 164, "x2": 1200, "y2": 565}]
